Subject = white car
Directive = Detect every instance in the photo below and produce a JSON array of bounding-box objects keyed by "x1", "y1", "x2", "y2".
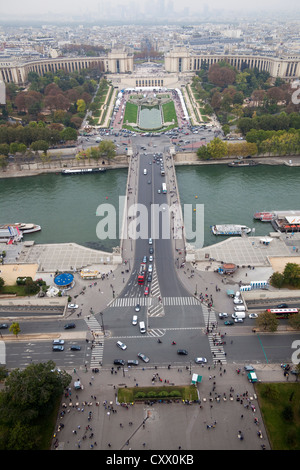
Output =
[
  {"x1": 132, "y1": 315, "x2": 138, "y2": 325},
  {"x1": 68, "y1": 303, "x2": 78, "y2": 309},
  {"x1": 233, "y1": 298, "x2": 243, "y2": 304},
  {"x1": 149, "y1": 255, "x2": 153, "y2": 262},
  {"x1": 116, "y1": 341, "x2": 127, "y2": 350},
  {"x1": 195, "y1": 357, "x2": 207, "y2": 364},
  {"x1": 234, "y1": 318, "x2": 244, "y2": 323},
  {"x1": 148, "y1": 264, "x2": 153, "y2": 273},
  {"x1": 249, "y1": 313, "x2": 258, "y2": 319},
  {"x1": 219, "y1": 312, "x2": 228, "y2": 319}
]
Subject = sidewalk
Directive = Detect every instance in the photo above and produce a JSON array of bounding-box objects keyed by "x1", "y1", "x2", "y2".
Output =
[{"x1": 52, "y1": 362, "x2": 291, "y2": 451}]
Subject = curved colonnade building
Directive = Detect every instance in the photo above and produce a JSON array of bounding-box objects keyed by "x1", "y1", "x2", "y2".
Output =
[{"x1": 0, "y1": 47, "x2": 299, "y2": 86}]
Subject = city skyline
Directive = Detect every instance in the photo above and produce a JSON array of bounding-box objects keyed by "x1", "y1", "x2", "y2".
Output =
[{"x1": 1, "y1": 0, "x2": 300, "y2": 22}]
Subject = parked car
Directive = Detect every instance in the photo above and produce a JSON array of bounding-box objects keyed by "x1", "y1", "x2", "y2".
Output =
[
  {"x1": 177, "y1": 349, "x2": 188, "y2": 355},
  {"x1": 53, "y1": 339, "x2": 65, "y2": 345},
  {"x1": 137, "y1": 352, "x2": 149, "y2": 363},
  {"x1": 114, "y1": 359, "x2": 125, "y2": 366},
  {"x1": 244, "y1": 365, "x2": 255, "y2": 371},
  {"x1": 64, "y1": 323, "x2": 76, "y2": 329},
  {"x1": 116, "y1": 340, "x2": 127, "y2": 350},
  {"x1": 68, "y1": 303, "x2": 78, "y2": 309},
  {"x1": 52, "y1": 345, "x2": 64, "y2": 351},
  {"x1": 127, "y1": 360, "x2": 139, "y2": 366},
  {"x1": 195, "y1": 357, "x2": 207, "y2": 363},
  {"x1": 0, "y1": 323, "x2": 8, "y2": 329}
]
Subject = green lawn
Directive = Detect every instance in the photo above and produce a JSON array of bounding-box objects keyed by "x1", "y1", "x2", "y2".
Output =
[
  {"x1": 162, "y1": 101, "x2": 177, "y2": 125},
  {"x1": 256, "y1": 382, "x2": 300, "y2": 450},
  {"x1": 123, "y1": 102, "x2": 138, "y2": 124}
]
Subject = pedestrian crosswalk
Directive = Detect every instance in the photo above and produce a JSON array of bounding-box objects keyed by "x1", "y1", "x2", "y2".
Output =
[
  {"x1": 202, "y1": 305, "x2": 227, "y2": 364},
  {"x1": 84, "y1": 316, "x2": 104, "y2": 368},
  {"x1": 109, "y1": 296, "x2": 201, "y2": 308}
]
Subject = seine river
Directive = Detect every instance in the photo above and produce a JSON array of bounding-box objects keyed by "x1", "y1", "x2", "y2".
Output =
[{"x1": 0, "y1": 164, "x2": 299, "y2": 251}]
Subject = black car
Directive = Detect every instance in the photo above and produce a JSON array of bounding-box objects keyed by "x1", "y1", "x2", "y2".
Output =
[
  {"x1": 277, "y1": 303, "x2": 288, "y2": 308},
  {"x1": 177, "y1": 349, "x2": 188, "y2": 355},
  {"x1": 0, "y1": 324, "x2": 8, "y2": 329},
  {"x1": 70, "y1": 345, "x2": 81, "y2": 351},
  {"x1": 149, "y1": 247, "x2": 154, "y2": 254},
  {"x1": 64, "y1": 323, "x2": 76, "y2": 329},
  {"x1": 114, "y1": 359, "x2": 125, "y2": 366},
  {"x1": 147, "y1": 273, "x2": 152, "y2": 282}
]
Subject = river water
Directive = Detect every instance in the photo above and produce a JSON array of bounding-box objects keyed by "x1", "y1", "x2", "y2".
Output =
[{"x1": 0, "y1": 164, "x2": 299, "y2": 251}]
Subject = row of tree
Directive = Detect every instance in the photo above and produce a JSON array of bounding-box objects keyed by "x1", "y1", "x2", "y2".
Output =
[
  {"x1": 196, "y1": 138, "x2": 258, "y2": 160},
  {"x1": 0, "y1": 121, "x2": 77, "y2": 150},
  {"x1": 237, "y1": 112, "x2": 300, "y2": 135}
]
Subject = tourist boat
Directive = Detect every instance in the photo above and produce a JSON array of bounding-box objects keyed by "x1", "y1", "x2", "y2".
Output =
[
  {"x1": 228, "y1": 160, "x2": 259, "y2": 167},
  {"x1": 61, "y1": 168, "x2": 106, "y2": 175},
  {"x1": 0, "y1": 223, "x2": 41, "y2": 234},
  {"x1": 211, "y1": 224, "x2": 251, "y2": 236},
  {"x1": 253, "y1": 212, "x2": 275, "y2": 222},
  {"x1": 0, "y1": 226, "x2": 23, "y2": 243}
]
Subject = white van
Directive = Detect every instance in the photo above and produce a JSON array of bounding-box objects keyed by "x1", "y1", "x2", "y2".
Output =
[
  {"x1": 148, "y1": 238, "x2": 152, "y2": 245},
  {"x1": 139, "y1": 321, "x2": 146, "y2": 334},
  {"x1": 143, "y1": 169, "x2": 147, "y2": 175},
  {"x1": 234, "y1": 305, "x2": 246, "y2": 312},
  {"x1": 232, "y1": 312, "x2": 246, "y2": 319}
]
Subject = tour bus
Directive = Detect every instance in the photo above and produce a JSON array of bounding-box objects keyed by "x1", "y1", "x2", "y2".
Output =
[
  {"x1": 266, "y1": 308, "x2": 299, "y2": 319},
  {"x1": 162, "y1": 183, "x2": 167, "y2": 194}
]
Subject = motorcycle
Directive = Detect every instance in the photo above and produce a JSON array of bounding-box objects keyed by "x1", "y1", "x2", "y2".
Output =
[
  {"x1": 172, "y1": 341, "x2": 176, "y2": 345},
  {"x1": 157, "y1": 338, "x2": 162, "y2": 343}
]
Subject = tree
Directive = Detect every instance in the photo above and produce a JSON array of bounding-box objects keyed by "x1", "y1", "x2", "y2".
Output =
[
  {"x1": 208, "y1": 138, "x2": 228, "y2": 159},
  {"x1": 9, "y1": 322, "x2": 21, "y2": 337},
  {"x1": 76, "y1": 99, "x2": 86, "y2": 113},
  {"x1": 256, "y1": 311, "x2": 279, "y2": 332},
  {"x1": 283, "y1": 263, "x2": 300, "y2": 288},
  {"x1": 0, "y1": 277, "x2": 4, "y2": 291}
]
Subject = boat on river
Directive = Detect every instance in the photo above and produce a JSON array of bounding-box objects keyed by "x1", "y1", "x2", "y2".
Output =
[
  {"x1": 0, "y1": 223, "x2": 41, "y2": 234},
  {"x1": 253, "y1": 212, "x2": 275, "y2": 222},
  {"x1": 61, "y1": 168, "x2": 106, "y2": 175},
  {"x1": 211, "y1": 225, "x2": 251, "y2": 236},
  {"x1": 228, "y1": 160, "x2": 259, "y2": 167}
]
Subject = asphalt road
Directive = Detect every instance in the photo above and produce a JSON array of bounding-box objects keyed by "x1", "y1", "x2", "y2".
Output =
[{"x1": 2, "y1": 130, "x2": 300, "y2": 371}]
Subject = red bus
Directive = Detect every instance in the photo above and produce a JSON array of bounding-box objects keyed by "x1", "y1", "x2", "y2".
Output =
[
  {"x1": 266, "y1": 308, "x2": 299, "y2": 319},
  {"x1": 138, "y1": 263, "x2": 146, "y2": 285}
]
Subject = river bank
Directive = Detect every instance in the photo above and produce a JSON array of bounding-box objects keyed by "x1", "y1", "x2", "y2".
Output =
[{"x1": 1, "y1": 150, "x2": 300, "y2": 179}]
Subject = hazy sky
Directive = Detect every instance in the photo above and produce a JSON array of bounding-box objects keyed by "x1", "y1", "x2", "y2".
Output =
[{"x1": 1, "y1": 0, "x2": 300, "y2": 18}]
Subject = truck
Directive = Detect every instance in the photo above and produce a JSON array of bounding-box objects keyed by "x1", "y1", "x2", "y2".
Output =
[{"x1": 138, "y1": 263, "x2": 147, "y2": 285}]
